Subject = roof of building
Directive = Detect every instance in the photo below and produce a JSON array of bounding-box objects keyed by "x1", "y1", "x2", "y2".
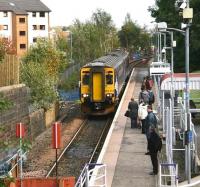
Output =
[
  {"x1": 0, "y1": 0, "x2": 51, "y2": 14},
  {"x1": 160, "y1": 73, "x2": 200, "y2": 90}
]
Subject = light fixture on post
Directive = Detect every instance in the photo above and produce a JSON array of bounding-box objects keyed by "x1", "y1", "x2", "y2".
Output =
[{"x1": 175, "y1": 0, "x2": 193, "y2": 183}]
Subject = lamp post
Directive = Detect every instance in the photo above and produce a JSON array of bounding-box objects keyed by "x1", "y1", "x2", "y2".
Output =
[
  {"x1": 70, "y1": 32, "x2": 73, "y2": 63},
  {"x1": 66, "y1": 31, "x2": 73, "y2": 63},
  {"x1": 157, "y1": 14, "x2": 192, "y2": 182}
]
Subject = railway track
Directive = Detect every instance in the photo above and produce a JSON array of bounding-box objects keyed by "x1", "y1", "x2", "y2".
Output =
[
  {"x1": 22, "y1": 57, "x2": 151, "y2": 179},
  {"x1": 47, "y1": 116, "x2": 113, "y2": 179}
]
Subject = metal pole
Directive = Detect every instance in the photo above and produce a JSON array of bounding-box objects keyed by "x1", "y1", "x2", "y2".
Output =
[
  {"x1": 20, "y1": 138, "x2": 23, "y2": 187},
  {"x1": 164, "y1": 33, "x2": 167, "y2": 62},
  {"x1": 157, "y1": 33, "x2": 159, "y2": 61},
  {"x1": 159, "y1": 33, "x2": 162, "y2": 61},
  {"x1": 56, "y1": 148, "x2": 58, "y2": 187},
  {"x1": 70, "y1": 32, "x2": 73, "y2": 63},
  {"x1": 185, "y1": 0, "x2": 191, "y2": 183},
  {"x1": 185, "y1": 23, "x2": 191, "y2": 184},
  {"x1": 170, "y1": 32, "x2": 174, "y2": 131}
]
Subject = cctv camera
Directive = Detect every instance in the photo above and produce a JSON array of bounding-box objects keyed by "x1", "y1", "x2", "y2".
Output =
[
  {"x1": 161, "y1": 48, "x2": 166, "y2": 53},
  {"x1": 175, "y1": 0, "x2": 186, "y2": 10},
  {"x1": 180, "y1": 2, "x2": 187, "y2": 9}
]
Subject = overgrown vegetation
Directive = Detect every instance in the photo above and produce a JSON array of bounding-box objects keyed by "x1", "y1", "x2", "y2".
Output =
[
  {"x1": 0, "y1": 93, "x2": 13, "y2": 112},
  {"x1": 0, "y1": 175, "x2": 15, "y2": 187},
  {"x1": 58, "y1": 72, "x2": 79, "y2": 91},
  {"x1": 20, "y1": 61, "x2": 58, "y2": 110},
  {"x1": 0, "y1": 38, "x2": 16, "y2": 63}
]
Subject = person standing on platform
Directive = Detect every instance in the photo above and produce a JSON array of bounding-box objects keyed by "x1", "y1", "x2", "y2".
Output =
[
  {"x1": 147, "y1": 87, "x2": 155, "y2": 105},
  {"x1": 145, "y1": 76, "x2": 154, "y2": 90},
  {"x1": 138, "y1": 101, "x2": 148, "y2": 133},
  {"x1": 145, "y1": 105, "x2": 157, "y2": 136},
  {"x1": 128, "y1": 97, "x2": 138, "y2": 128},
  {"x1": 148, "y1": 125, "x2": 162, "y2": 175},
  {"x1": 145, "y1": 105, "x2": 158, "y2": 155},
  {"x1": 139, "y1": 85, "x2": 149, "y2": 104}
]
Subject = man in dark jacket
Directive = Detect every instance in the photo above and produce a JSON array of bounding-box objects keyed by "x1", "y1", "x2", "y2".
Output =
[
  {"x1": 128, "y1": 97, "x2": 138, "y2": 128},
  {"x1": 145, "y1": 105, "x2": 157, "y2": 155},
  {"x1": 145, "y1": 105, "x2": 157, "y2": 137},
  {"x1": 148, "y1": 125, "x2": 162, "y2": 175}
]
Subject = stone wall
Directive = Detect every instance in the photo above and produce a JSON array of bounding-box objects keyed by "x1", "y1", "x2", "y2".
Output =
[
  {"x1": 0, "y1": 84, "x2": 30, "y2": 141},
  {"x1": 29, "y1": 109, "x2": 45, "y2": 141},
  {"x1": 0, "y1": 84, "x2": 59, "y2": 147}
]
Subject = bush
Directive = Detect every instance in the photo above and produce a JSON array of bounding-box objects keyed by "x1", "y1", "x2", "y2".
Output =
[{"x1": 20, "y1": 62, "x2": 58, "y2": 111}]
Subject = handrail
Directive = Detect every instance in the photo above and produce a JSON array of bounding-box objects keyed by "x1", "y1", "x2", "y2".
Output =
[{"x1": 75, "y1": 163, "x2": 106, "y2": 187}]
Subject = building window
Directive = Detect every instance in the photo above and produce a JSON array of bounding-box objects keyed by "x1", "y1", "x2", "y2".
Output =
[
  {"x1": 19, "y1": 18, "x2": 25, "y2": 23},
  {"x1": 40, "y1": 25, "x2": 45, "y2": 30},
  {"x1": 20, "y1": 44, "x2": 26, "y2": 49},
  {"x1": 32, "y1": 25, "x2": 37, "y2": 30},
  {"x1": 33, "y1": 38, "x2": 37, "y2": 43},
  {"x1": 3, "y1": 25, "x2": 8, "y2": 30},
  {"x1": 3, "y1": 11, "x2": 8, "y2": 17},
  {"x1": 39, "y1": 12, "x2": 45, "y2": 17},
  {"x1": 19, "y1": 31, "x2": 26, "y2": 36},
  {"x1": 32, "y1": 12, "x2": 36, "y2": 17}
]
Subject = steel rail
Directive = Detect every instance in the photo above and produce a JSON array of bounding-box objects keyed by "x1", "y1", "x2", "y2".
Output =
[
  {"x1": 46, "y1": 119, "x2": 88, "y2": 178},
  {"x1": 88, "y1": 117, "x2": 113, "y2": 164}
]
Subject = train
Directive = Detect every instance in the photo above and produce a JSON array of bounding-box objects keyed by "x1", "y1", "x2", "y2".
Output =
[{"x1": 79, "y1": 49, "x2": 134, "y2": 115}]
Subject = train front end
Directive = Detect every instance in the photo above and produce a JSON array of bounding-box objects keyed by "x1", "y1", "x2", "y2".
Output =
[{"x1": 80, "y1": 64, "x2": 116, "y2": 115}]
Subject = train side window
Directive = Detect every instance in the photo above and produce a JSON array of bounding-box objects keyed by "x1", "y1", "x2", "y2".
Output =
[
  {"x1": 82, "y1": 74, "x2": 89, "y2": 85},
  {"x1": 106, "y1": 74, "x2": 113, "y2": 84}
]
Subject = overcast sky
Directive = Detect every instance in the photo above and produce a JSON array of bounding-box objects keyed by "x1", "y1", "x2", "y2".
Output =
[{"x1": 41, "y1": 0, "x2": 155, "y2": 29}]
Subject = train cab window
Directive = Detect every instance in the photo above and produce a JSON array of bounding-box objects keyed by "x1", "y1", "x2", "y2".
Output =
[
  {"x1": 82, "y1": 74, "x2": 90, "y2": 85},
  {"x1": 106, "y1": 74, "x2": 113, "y2": 84}
]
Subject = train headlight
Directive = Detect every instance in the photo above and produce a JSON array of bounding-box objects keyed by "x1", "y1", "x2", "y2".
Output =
[
  {"x1": 106, "y1": 93, "x2": 113, "y2": 98},
  {"x1": 83, "y1": 93, "x2": 89, "y2": 98}
]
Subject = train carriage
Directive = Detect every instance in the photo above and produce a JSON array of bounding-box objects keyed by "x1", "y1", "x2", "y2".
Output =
[{"x1": 79, "y1": 49, "x2": 132, "y2": 115}]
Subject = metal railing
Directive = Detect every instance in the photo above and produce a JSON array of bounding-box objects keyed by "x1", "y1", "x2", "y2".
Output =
[
  {"x1": 75, "y1": 163, "x2": 106, "y2": 187},
  {"x1": 153, "y1": 72, "x2": 199, "y2": 186},
  {"x1": 159, "y1": 163, "x2": 178, "y2": 187}
]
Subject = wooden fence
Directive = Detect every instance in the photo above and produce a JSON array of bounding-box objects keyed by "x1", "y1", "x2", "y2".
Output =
[{"x1": 0, "y1": 55, "x2": 20, "y2": 87}]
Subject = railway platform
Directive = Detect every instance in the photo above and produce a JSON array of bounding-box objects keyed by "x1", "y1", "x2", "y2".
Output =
[{"x1": 96, "y1": 66, "x2": 157, "y2": 187}]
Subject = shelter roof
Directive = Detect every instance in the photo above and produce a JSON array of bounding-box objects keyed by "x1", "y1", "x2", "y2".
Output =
[{"x1": 160, "y1": 73, "x2": 200, "y2": 90}]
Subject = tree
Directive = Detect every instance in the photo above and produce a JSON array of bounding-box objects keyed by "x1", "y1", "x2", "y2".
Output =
[
  {"x1": 118, "y1": 14, "x2": 151, "y2": 54},
  {"x1": 23, "y1": 39, "x2": 66, "y2": 76},
  {"x1": 20, "y1": 62, "x2": 57, "y2": 110},
  {"x1": 69, "y1": 9, "x2": 119, "y2": 65},
  {"x1": 0, "y1": 38, "x2": 16, "y2": 62},
  {"x1": 21, "y1": 39, "x2": 63, "y2": 110}
]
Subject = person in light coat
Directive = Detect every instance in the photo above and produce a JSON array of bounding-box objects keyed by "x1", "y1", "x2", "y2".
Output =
[{"x1": 138, "y1": 101, "x2": 148, "y2": 134}]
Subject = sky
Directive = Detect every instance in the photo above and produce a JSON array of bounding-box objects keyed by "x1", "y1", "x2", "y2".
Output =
[{"x1": 41, "y1": 0, "x2": 156, "y2": 29}]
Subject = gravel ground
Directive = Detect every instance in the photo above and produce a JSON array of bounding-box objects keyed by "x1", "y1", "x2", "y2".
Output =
[{"x1": 23, "y1": 102, "x2": 85, "y2": 178}]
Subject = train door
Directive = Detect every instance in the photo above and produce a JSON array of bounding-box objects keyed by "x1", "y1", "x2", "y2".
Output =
[{"x1": 92, "y1": 72, "x2": 103, "y2": 101}]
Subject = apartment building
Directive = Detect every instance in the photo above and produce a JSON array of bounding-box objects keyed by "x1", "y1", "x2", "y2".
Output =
[{"x1": 0, "y1": 0, "x2": 51, "y2": 56}]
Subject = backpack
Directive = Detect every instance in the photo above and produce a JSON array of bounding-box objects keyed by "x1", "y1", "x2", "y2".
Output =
[
  {"x1": 140, "y1": 91, "x2": 149, "y2": 104},
  {"x1": 148, "y1": 91, "x2": 155, "y2": 104}
]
